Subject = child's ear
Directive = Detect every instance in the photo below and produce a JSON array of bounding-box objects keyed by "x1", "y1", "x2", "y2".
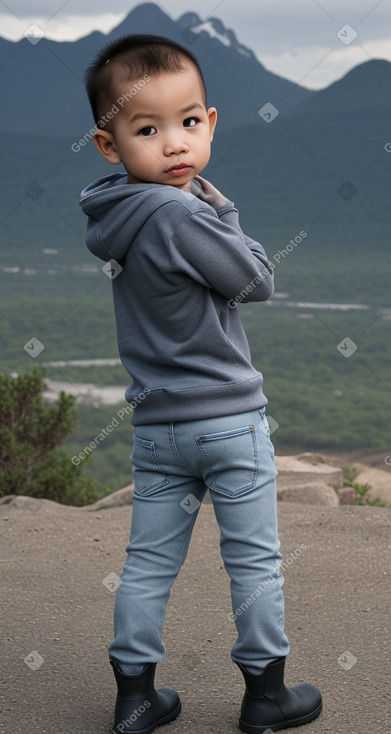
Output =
[
  {"x1": 207, "y1": 107, "x2": 218, "y2": 142},
  {"x1": 93, "y1": 129, "x2": 121, "y2": 165}
]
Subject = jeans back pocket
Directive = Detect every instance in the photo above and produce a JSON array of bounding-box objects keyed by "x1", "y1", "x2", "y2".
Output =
[
  {"x1": 131, "y1": 434, "x2": 170, "y2": 496},
  {"x1": 196, "y1": 425, "x2": 257, "y2": 497}
]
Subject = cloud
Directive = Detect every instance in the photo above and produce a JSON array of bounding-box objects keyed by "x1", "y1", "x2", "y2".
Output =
[
  {"x1": 0, "y1": 0, "x2": 126, "y2": 16},
  {"x1": 1, "y1": 0, "x2": 391, "y2": 89},
  {"x1": 259, "y1": 37, "x2": 391, "y2": 89},
  {"x1": 0, "y1": 12, "x2": 124, "y2": 42}
]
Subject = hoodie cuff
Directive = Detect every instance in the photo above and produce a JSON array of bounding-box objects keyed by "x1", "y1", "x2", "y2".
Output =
[
  {"x1": 214, "y1": 201, "x2": 236, "y2": 215},
  {"x1": 216, "y1": 206, "x2": 241, "y2": 230}
]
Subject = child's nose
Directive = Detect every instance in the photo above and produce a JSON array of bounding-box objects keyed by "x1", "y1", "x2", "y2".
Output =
[{"x1": 163, "y1": 134, "x2": 189, "y2": 155}]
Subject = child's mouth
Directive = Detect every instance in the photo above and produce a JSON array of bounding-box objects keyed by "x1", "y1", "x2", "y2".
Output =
[{"x1": 166, "y1": 165, "x2": 192, "y2": 177}]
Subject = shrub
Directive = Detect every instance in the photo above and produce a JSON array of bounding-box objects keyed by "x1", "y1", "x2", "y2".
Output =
[{"x1": 0, "y1": 368, "x2": 99, "y2": 505}]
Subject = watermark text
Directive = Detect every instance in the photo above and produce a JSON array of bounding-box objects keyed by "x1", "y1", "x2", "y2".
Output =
[
  {"x1": 71, "y1": 75, "x2": 151, "y2": 153},
  {"x1": 71, "y1": 388, "x2": 150, "y2": 465}
]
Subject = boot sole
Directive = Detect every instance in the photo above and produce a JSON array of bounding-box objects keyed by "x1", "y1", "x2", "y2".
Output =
[
  {"x1": 113, "y1": 700, "x2": 181, "y2": 734},
  {"x1": 239, "y1": 700, "x2": 322, "y2": 733}
]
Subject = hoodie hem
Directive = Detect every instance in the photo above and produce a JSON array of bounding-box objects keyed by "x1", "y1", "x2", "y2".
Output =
[{"x1": 128, "y1": 376, "x2": 267, "y2": 426}]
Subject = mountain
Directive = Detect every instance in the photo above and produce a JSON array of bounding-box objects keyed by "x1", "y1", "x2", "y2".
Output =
[
  {"x1": 0, "y1": 2, "x2": 390, "y2": 296},
  {"x1": 206, "y1": 57, "x2": 391, "y2": 233},
  {"x1": 1, "y1": 6, "x2": 390, "y2": 463},
  {"x1": 0, "y1": 2, "x2": 311, "y2": 137}
]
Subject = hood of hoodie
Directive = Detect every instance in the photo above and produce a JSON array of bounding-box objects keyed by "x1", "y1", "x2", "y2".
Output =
[{"x1": 79, "y1": 172, "x2": 203, "y2": 263}]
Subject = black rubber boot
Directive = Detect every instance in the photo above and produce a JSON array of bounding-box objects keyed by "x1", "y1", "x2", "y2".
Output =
[
  {"x1": 237, "y1": 657, "x2": 322, "y2": 733},
  {"x1": 110, "y1": 660, "x2": 181, "y2": 734}
]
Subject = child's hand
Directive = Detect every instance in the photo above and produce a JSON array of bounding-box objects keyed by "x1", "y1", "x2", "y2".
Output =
[{"x1": 193, "y1": 175, "x2": 232, "y2": 209}]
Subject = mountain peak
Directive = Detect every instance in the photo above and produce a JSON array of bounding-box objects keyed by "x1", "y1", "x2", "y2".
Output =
[
  {"x1": 178, "y1": 12, "x2": 255, "y2": 59},
  {"x1": 339, "y1": 57, "x2": 391, "y2": 83},
  {"x1": 113, "y1": 2, "x2": 172, "y2": 34},
  {"x1": 128, "y1": 1, "x2": 166, "y2": 17},
  {"x1": 178, "y1": 12, "x2": 201, "y2": 27},
  {"x1": 307, "y1": 57, "x2": 391, "y2": 113}
]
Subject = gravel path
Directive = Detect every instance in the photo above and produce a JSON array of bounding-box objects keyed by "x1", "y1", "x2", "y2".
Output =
[{"x1": 1, "y1": 498, "x2": 390, "y2": 734}]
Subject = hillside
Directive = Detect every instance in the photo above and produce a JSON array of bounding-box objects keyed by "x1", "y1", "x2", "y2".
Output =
[{"x1": 0, "y1": 3, "x2": 390, "y2": 493}]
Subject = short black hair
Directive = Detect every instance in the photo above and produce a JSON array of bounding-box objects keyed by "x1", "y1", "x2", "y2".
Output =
[{"x1": 84, "y1": 33, "x2": 207, "y2": 126}]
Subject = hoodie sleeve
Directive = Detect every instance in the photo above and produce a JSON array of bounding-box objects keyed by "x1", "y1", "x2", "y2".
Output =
[
  {"x1": 167, "y1": 206, "x2": 274, "y2": 304},
  {"x1": 215, "y1": 203, "x2": 270, "y2": 255}
]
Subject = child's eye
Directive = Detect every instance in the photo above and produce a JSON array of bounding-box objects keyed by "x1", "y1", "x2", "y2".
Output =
[
  {"x1": 183, "y1": 117, "x2": 199, "y2": 128},
  {"x1": 138, "y1": 126, "x2": 157, "y2": 136}
]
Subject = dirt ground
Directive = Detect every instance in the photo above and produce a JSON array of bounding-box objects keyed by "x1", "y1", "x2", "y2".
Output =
[{"x1": 1, "y1": 497, "x2": 390, "y2": 734}]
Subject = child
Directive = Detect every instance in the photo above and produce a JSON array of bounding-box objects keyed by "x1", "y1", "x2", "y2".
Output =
[{"x1": 80, "y1": 34, "x2": 322, "y2": 734}]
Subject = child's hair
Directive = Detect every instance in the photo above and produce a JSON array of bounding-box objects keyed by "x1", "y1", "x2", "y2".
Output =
[{"x1": 85, "y1": 33, "x2": 207, "y2": 126}]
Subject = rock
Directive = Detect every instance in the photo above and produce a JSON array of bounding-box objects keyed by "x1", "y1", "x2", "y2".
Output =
[
  {"x1": 84, "y1": 484, "x2": 134, "y2": 511},
  {"x1": 0, "y1": 485, "x2": 134, "y2": 513},
  {"x1": 0, "y1": 494, "x2": 17, "y2": 505},
  {"x1": 275, "y1": 453, "x2": 344, "y2": 506},
  {"x1": 336, "y1": 485, "x2": 356, "y2": 505},
  {"x1": 0, "y1": 494, "x2": 62, "y2": 511},
  {"x1": 350, "y1": 463, "x2": 391, "y2": 505},
  {"x1": 1, "y1": 451, "x2": 360, "y2": 511},
  {"x1": 296, "y1": 452, "x2": 328, "y2": 465},
  {"x1": 277, "y1": 480, "x2": 339, "y2": 506},
  {"x1": 276, "y1": 454, "x2": 343, "y2": 490}
]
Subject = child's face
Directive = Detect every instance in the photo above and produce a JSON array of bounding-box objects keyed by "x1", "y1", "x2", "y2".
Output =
[{"x1": 93, "y1": 63, "x2": 217, "y2": 192}]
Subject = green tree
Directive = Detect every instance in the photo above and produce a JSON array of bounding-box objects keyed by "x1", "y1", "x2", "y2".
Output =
[{"x1": 0, "y1": 368, "x2": 99, "y2": 505}]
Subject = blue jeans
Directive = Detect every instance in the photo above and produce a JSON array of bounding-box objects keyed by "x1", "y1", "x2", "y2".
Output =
[{"x1": 108, "y1": 407, "x2": 290, "y2": 675}]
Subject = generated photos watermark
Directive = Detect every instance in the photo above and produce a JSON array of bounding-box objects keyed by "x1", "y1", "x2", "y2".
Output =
[
  {"x1": 228, "y1": 545, "x2": 307, "y2": 622},
  {"x1": 102, "y1": 571, "x2": 122, "y2": 593},
  {"x1": 24, "y1": 650, "x2": 44, "y2": 670},
  {"x1": 228, "y1": 230, "x2": 307, "y2": 308},
  {"x1": 337, "y1": 337, "x2": 357, "y2": 358},
  {"x1": 71, "y1": 75, "x2": 151, "y2": 153},
  {"x1": 102, "y1": 259, "x2": 123, "y2": 279},
  {"x1": 116, "y1": 700, "x2": 152, "y2": 732},
  {"x1": 180, "y1": 494, "x2": 202, "y2": 514},
  {"x1": 24, "y1": 337, "x2": 45, "y2": 358},
  {"x1": 71, "y1": 388, "x2": 150, "y2": 465},
  {"x1": 337, "y1": 650, "x2": 357, "y2": 671}
]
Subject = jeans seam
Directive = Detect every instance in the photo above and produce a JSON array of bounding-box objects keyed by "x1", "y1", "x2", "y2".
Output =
[
  {"x1": 169, "y1": 423, "x2": 199, "y2": 475},
  {"x1": 179, "y1": 510, "x2": 199, "y2": 566}
]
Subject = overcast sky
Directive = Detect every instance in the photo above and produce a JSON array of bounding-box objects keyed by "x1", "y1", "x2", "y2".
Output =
[{"x1": 1, "y1": 0, "x2": 390, "y2": 88}]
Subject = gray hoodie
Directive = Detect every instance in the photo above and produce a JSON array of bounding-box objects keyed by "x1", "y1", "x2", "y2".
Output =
[{"x1": 79, "y1": 172, "x2": 274, "y2": 425}]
